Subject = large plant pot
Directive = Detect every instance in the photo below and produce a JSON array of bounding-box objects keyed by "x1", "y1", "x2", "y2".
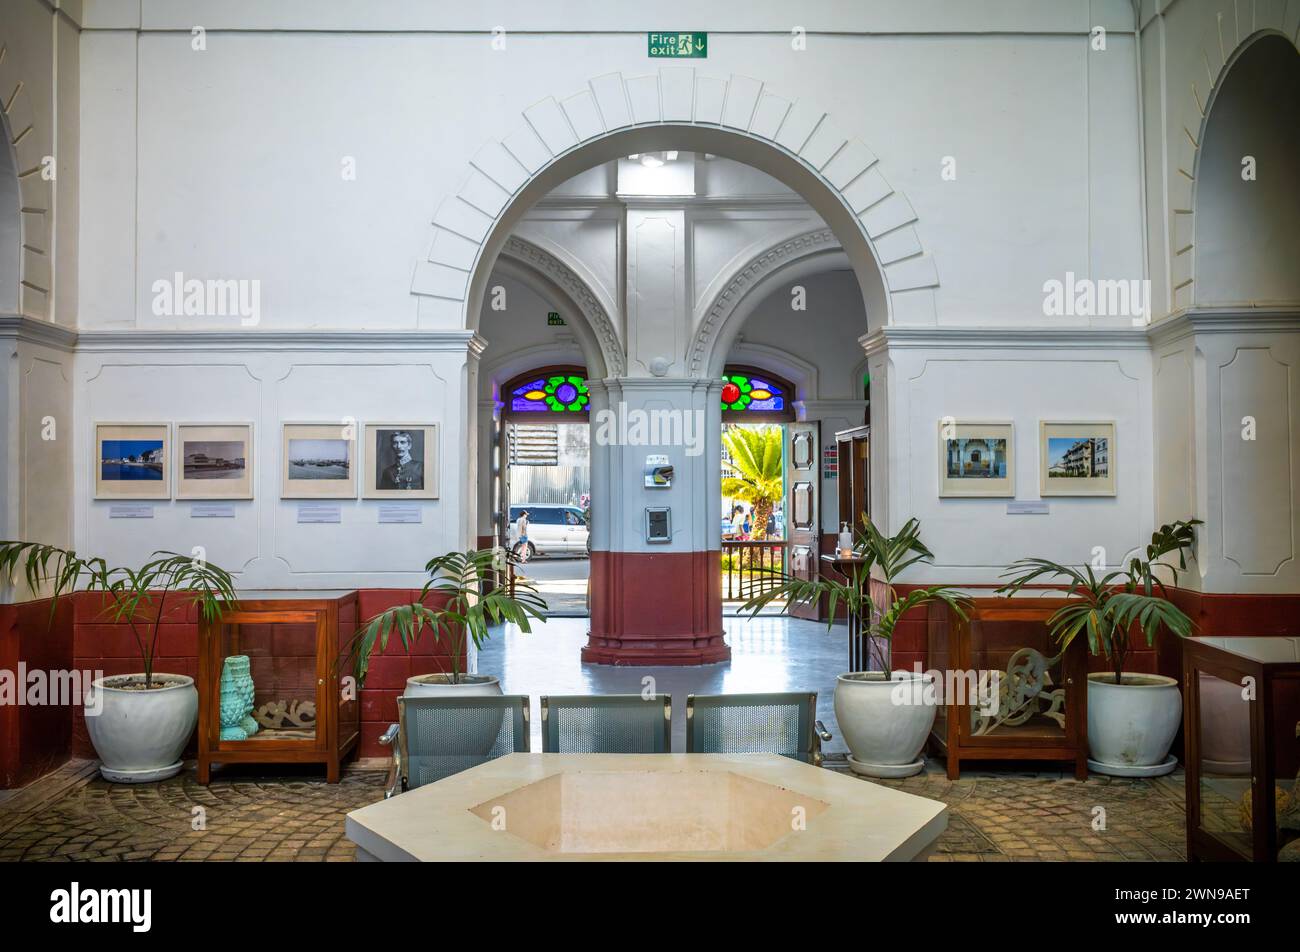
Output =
[
  {"x1": 1086, "y1": 673, "x2": 1182, "y2": 777},
  {"x1": 84, "y1": 673, "x2": 197, "y2": 783},
  {"x1": 834, "y1": 670, "x2": 936, "y2": 778},
  {"x1": 403, "y1": 674, "x2": 504, "y2": 756},
  {"x1": 1198, "y1": 672, "x2": 1251, "y2": 775}
]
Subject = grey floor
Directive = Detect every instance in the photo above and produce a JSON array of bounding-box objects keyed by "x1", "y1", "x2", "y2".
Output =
[{"x1": 477, "y1": 614, "x2": 849, "y2": 753}]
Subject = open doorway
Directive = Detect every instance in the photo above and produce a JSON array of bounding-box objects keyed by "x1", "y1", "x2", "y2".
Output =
[
  {"x1": 720, "y1": 368, "x2": 794, "y2": 613},
  {"x1": 499, "y1": 367, "x2": 591, "y2": 617}
]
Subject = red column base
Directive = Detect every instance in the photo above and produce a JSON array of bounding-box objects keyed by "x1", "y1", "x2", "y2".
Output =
[
  {"x1": 581, "y1": 636, "x2": 731, "y2": 666},
  {"x1": 583, "y1": 549, "x2": 729, "y2": 666}
]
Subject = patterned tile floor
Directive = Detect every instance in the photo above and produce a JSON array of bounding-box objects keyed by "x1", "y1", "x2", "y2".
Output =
[{"x1": 0, "y1": 756, "x2": 1188, "y2": 861}]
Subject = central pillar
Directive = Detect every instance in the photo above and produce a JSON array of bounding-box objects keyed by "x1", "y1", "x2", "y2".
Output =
[{"x1": 582, "y1": 379, "x2": 729, "y2": 665}]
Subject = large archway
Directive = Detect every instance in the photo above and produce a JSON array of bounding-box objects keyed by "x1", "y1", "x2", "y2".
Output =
[{"x1": 412, "y1": 69, "x2": 938, "y2": 337}]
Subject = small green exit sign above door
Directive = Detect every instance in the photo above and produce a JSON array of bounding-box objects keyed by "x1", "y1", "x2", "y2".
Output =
[
  {"x1": 547, "y1": 311, "x2": 565, "y2": 326},
  {"x1": 648, "y1": 32, "x2": 707, "y2": 58}
]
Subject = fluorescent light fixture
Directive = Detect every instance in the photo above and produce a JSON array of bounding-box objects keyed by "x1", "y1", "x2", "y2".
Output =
[
  {"x1": 639, "y1": 154, "x2": 664, "y2": 168},
  {"x1": 665, "y1": 151, "x2": 679, "y2": 161}
]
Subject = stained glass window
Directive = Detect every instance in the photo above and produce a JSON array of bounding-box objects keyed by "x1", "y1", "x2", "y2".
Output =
[
  {"x1": 721, "y1": 371, "x2": 785, "y2": 413},
  {"x1": 510, "y1": 373, "x2": 590, "y2": 413}
]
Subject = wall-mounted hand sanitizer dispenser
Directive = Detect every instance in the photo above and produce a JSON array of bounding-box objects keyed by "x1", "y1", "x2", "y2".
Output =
[{"x1": 645, "y1": 507, "x2": 671, "y2": 543}]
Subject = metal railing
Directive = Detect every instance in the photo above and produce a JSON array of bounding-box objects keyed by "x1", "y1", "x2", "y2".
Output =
[{"x1": 720, "y1": 540, "x2": 787, "y2": 602}]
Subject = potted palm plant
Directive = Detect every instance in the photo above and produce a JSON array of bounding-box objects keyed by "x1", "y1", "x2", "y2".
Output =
[
  {"x1": 347, "y1": 548, "x2": 547, "y2": 698},
  {"x1": 742, "y1": 518, "x2": 971, "y2": 778},
  {"x1": 0, "y1": 541, "x2": 239, "y2": 782},
  {"x1": 998, "y1": 520, "x2": 1201, "y2": 776}
]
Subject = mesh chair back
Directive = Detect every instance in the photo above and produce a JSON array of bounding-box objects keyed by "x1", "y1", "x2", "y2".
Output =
[
  {"x1": 687, "y1": 692, "x2": 819, "y2": 764},
  {"x1": 541, "y1": 694, "x2": 672, "y2": 753},
  {"x1": 397, "y1": 694, "x2": 529, "y2": 790}
]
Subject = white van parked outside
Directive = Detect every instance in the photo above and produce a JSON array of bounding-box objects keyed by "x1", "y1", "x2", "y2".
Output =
[{"x1": 509, "y1": 504, "x2": 589, "y2": 558}]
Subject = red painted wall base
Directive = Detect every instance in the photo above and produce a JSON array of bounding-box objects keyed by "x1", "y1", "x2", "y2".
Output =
[{"x1": 583, "y1": 549, "x2": 730, "y2": 665}]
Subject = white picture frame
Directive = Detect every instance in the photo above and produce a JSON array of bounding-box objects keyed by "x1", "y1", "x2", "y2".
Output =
[
  {"x1": 362, "y1": 423, "x2": 439, "y2": 500},
  {"x1": 95, "y1": 423, "x2": 171, "y2": 500},
  {"x1": 1039, "y1": 421, "x2": 1116, "y2": 496},
  {"x1": 281, "y1": 422, "x2": 357, "y2": 499},
  {"x1": 175, "y1": 423, "x2": 254, "y2": 500},
  {"x1": 939, "y1": 421, "x2": 1015, "y2": 497}
]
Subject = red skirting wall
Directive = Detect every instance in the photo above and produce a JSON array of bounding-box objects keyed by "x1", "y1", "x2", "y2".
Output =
[{"x1": 583, "y1": 549, "x2": 729, "y2": 665}]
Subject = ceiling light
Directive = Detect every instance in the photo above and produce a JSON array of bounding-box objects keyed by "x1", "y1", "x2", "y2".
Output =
[
  {"x1": 640, "y1": 154, "x2": 664, "y2": 168},
  {"x1": 665, "y1": 151, "x2": 679, "y2": 161}
]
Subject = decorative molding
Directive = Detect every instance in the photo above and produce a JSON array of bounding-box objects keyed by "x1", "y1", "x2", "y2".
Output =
[
  {"x1": 499, "y1": 235, "x2": 625, "y2": 376},
  {"x1": 689, "y1": 227, "x2": 838, "y2": 374},
  {"x1": 861, "y1": 324, "x2": 1152, "y2": 358},
  {"x1": 0, "y1": 314, "x2": 77, "y2": 351},
  {"x1": 73, "y1": 328, "x2": 485, "y2": 354},
  {"x1": 1147, "y1": 306, "x2": 1300, "y2": 347},
  {"x1": 412, "y1": 68, "x2": 938, "y2": 331}
]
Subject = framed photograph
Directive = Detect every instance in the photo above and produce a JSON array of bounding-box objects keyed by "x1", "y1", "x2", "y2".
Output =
[
  {"x1": 1040, "y1": 421, "x2": 1116, "y2": 496},
  {"x1": 939, "y1": 421, "x2": 1015, "y2": 497},
  {"x1": 176, "y1": 423, "x2": 254, "y2": 499},
  {"x1": 96, "y1": 423, "x2": 171, "y2": 499},
  {"x1": 363, "y1": 423, "x2": 439, "y2": 499},
  {"x1": 281, "y1": 423, "x2": 356, "y2": 499}
]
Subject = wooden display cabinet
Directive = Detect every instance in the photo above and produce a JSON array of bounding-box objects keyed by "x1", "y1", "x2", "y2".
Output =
[
  {"x1": 928, "y1": 597, "x2": 1088, "y2": 780},
  {"x1": 1183, "y1": 636, "x2": 1300, "y2": 862},
  {"x1": 198, "y1": 592, "x2": 360, "y2": 784}
]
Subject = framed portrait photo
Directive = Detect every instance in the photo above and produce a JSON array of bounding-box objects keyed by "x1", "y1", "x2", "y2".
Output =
[
  {"x1": 175, "y1": 423, "x2": 254, "y2": 499},
  {"x1": 281, "y1": 423, "x2": 356, "y2": 499},
  {"x1": 939, "y1": 421, "x2": 1015, "y2": 497},
  {"x1": 96, "y1": 423, "x2": 171, "y2": 499},
  {"x1": 363, "y1": 423, "x2": 438, "y2": 499},
  {"x1": 1039, "y1": 421, "x2": 1116, "y2": 496}
]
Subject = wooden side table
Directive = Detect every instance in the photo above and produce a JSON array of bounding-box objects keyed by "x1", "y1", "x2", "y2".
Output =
[
  {"x1": 198, "y1": 591, "x2": 360, "y2": 784},
  {"x1": 1183, "y1": 636, "x2": 1300, "y2": 862},
  {"x1": 820, "y1": 553, "x2": 872, "y2": 671}
]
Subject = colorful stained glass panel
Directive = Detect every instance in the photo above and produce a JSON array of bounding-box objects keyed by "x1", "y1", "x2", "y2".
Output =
[{"x1": 510, "y1": 374, "x2": 590, "y2": 413}]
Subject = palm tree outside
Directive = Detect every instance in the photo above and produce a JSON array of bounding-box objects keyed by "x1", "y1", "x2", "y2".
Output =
[{"x1": 721, "y1": 423, "x2": 784, "y2": 542}]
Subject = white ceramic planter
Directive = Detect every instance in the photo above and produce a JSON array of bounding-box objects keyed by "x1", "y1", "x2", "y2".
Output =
[
  {"x1": 403, "y1": 674, "x2": 504, "y2": 755},
  {"x1": 84, "y1": 673, "x2": 197, "y2": 783},
  {"x1": 403, "y1": 673, "x2": 502, "y2": 698},
  {"x1": 1086, "y1": 672, "x2": 1182, "y2": 776},
  {"x1": 834, "y1": 670, "x2": 936, "y2": 778},
  {"x1": 1198, "y1": 672, "x2": 1251, "y2": 775}
]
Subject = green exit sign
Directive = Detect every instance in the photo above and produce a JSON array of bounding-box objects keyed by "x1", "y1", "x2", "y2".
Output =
[
  {"x1": 648, "y1": 32, "x2": 707, "y2": 58},
  {"x1": 547, "y1": 311, "x2": 565, "y2": 326}
]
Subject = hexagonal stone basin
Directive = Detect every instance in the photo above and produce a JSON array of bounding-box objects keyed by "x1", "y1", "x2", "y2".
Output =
[
  {"x1": 469, "y1": 769, "x2": 831, "y2": 853},
  {"x1": 346, "y1": 753, "x2": 947, "y2": 861}
]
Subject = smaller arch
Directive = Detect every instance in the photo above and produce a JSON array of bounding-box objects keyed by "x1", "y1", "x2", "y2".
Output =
[
  {"x1": 692, "y1": 227, "x2": 844, "y2": 377},
  {"x1": 1170, "y1": 6, "x2": 1300, "y2": 309},
  {"x1": 721, "y1": 365, "x2": 795, "y2": 423},
  {"x1": 0, "y1": 40, "x2": 52, "y2": 319},
  {"x1": 501, "y1": 365, "x2": 591, "y2": 422}
]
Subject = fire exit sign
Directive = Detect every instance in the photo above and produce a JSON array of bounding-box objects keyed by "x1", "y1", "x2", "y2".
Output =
[
  {"x1": 547, "y1": 311, "x2": 565, "y2": 326},
  {"x1": 648, "y1": 32, "x2": 707, "y2": 58}
]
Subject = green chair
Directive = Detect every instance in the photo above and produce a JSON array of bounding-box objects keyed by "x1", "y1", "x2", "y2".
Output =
[
  {"x1": 540, "y1": 694, "x2": 672, "y2": 753},
  {"x1": 686, "y1": 692, "x2": 832, "y2": 765},
  {"x1": 379, "y1": 694, "x2": 530, "y2": 797}
]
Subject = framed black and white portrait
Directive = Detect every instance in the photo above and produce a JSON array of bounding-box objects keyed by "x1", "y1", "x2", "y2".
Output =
[{"x1": 363, "y1": 423, "x2": 438, "y2": 499}]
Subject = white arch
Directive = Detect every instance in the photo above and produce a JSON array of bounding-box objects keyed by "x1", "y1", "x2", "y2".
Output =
[
  {"x1": 0, "y1": 40, "x2": 51, "y2": 319},
  {"x1": 412, "y1": 68, "x2": 939, "y2": 336},
  {"x1": 1170, "y1": 3, "x2": 1300, "y2": 310}
]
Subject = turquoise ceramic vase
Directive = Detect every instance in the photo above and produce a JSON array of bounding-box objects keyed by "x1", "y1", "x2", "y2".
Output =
[{"x1": 219, "y1": 655, "x2": 258, "y2": 741}]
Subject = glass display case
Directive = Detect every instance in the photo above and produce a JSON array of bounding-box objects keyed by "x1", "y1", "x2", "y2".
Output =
[
  {"x1": 1183, "y1": 636, "x2": 1300, "y2": 862},
  {"x1": 198, "y1": 592, "x2": 360, "y2": 784},
  {"x1": 927, "y1": 597, "x2": 1088, "y2": 779}
]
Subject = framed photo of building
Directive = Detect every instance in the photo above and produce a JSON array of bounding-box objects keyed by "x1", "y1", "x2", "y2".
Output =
[
  {"x1": 939, "y1": 421, "x2": 1015, "y2": 497},
  {"x1": 1040, "y1": 421, "x2": 1116, "y2": 496},
  {"x1": 363, "y1": 423, "x2": 438, "y2": 499},
  {"x1": 176, "y1": 423, "x2": 254, "y2": 499},
  {"x1": 281, "y1": 423, "x2": 356, "y2": 499},
  {"x1": 96, "y1": 423, "x2": 171, "y2": 499}
]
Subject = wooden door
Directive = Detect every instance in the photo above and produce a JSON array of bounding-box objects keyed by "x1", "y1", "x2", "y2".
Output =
[{"x1": 787, "y1": 422, "x2": 821, "y2": 621}]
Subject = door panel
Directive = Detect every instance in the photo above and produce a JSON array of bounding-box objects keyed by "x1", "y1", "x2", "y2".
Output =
[{"x1": 787, "y1": 422, "x2": 821, "y2": 621}]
